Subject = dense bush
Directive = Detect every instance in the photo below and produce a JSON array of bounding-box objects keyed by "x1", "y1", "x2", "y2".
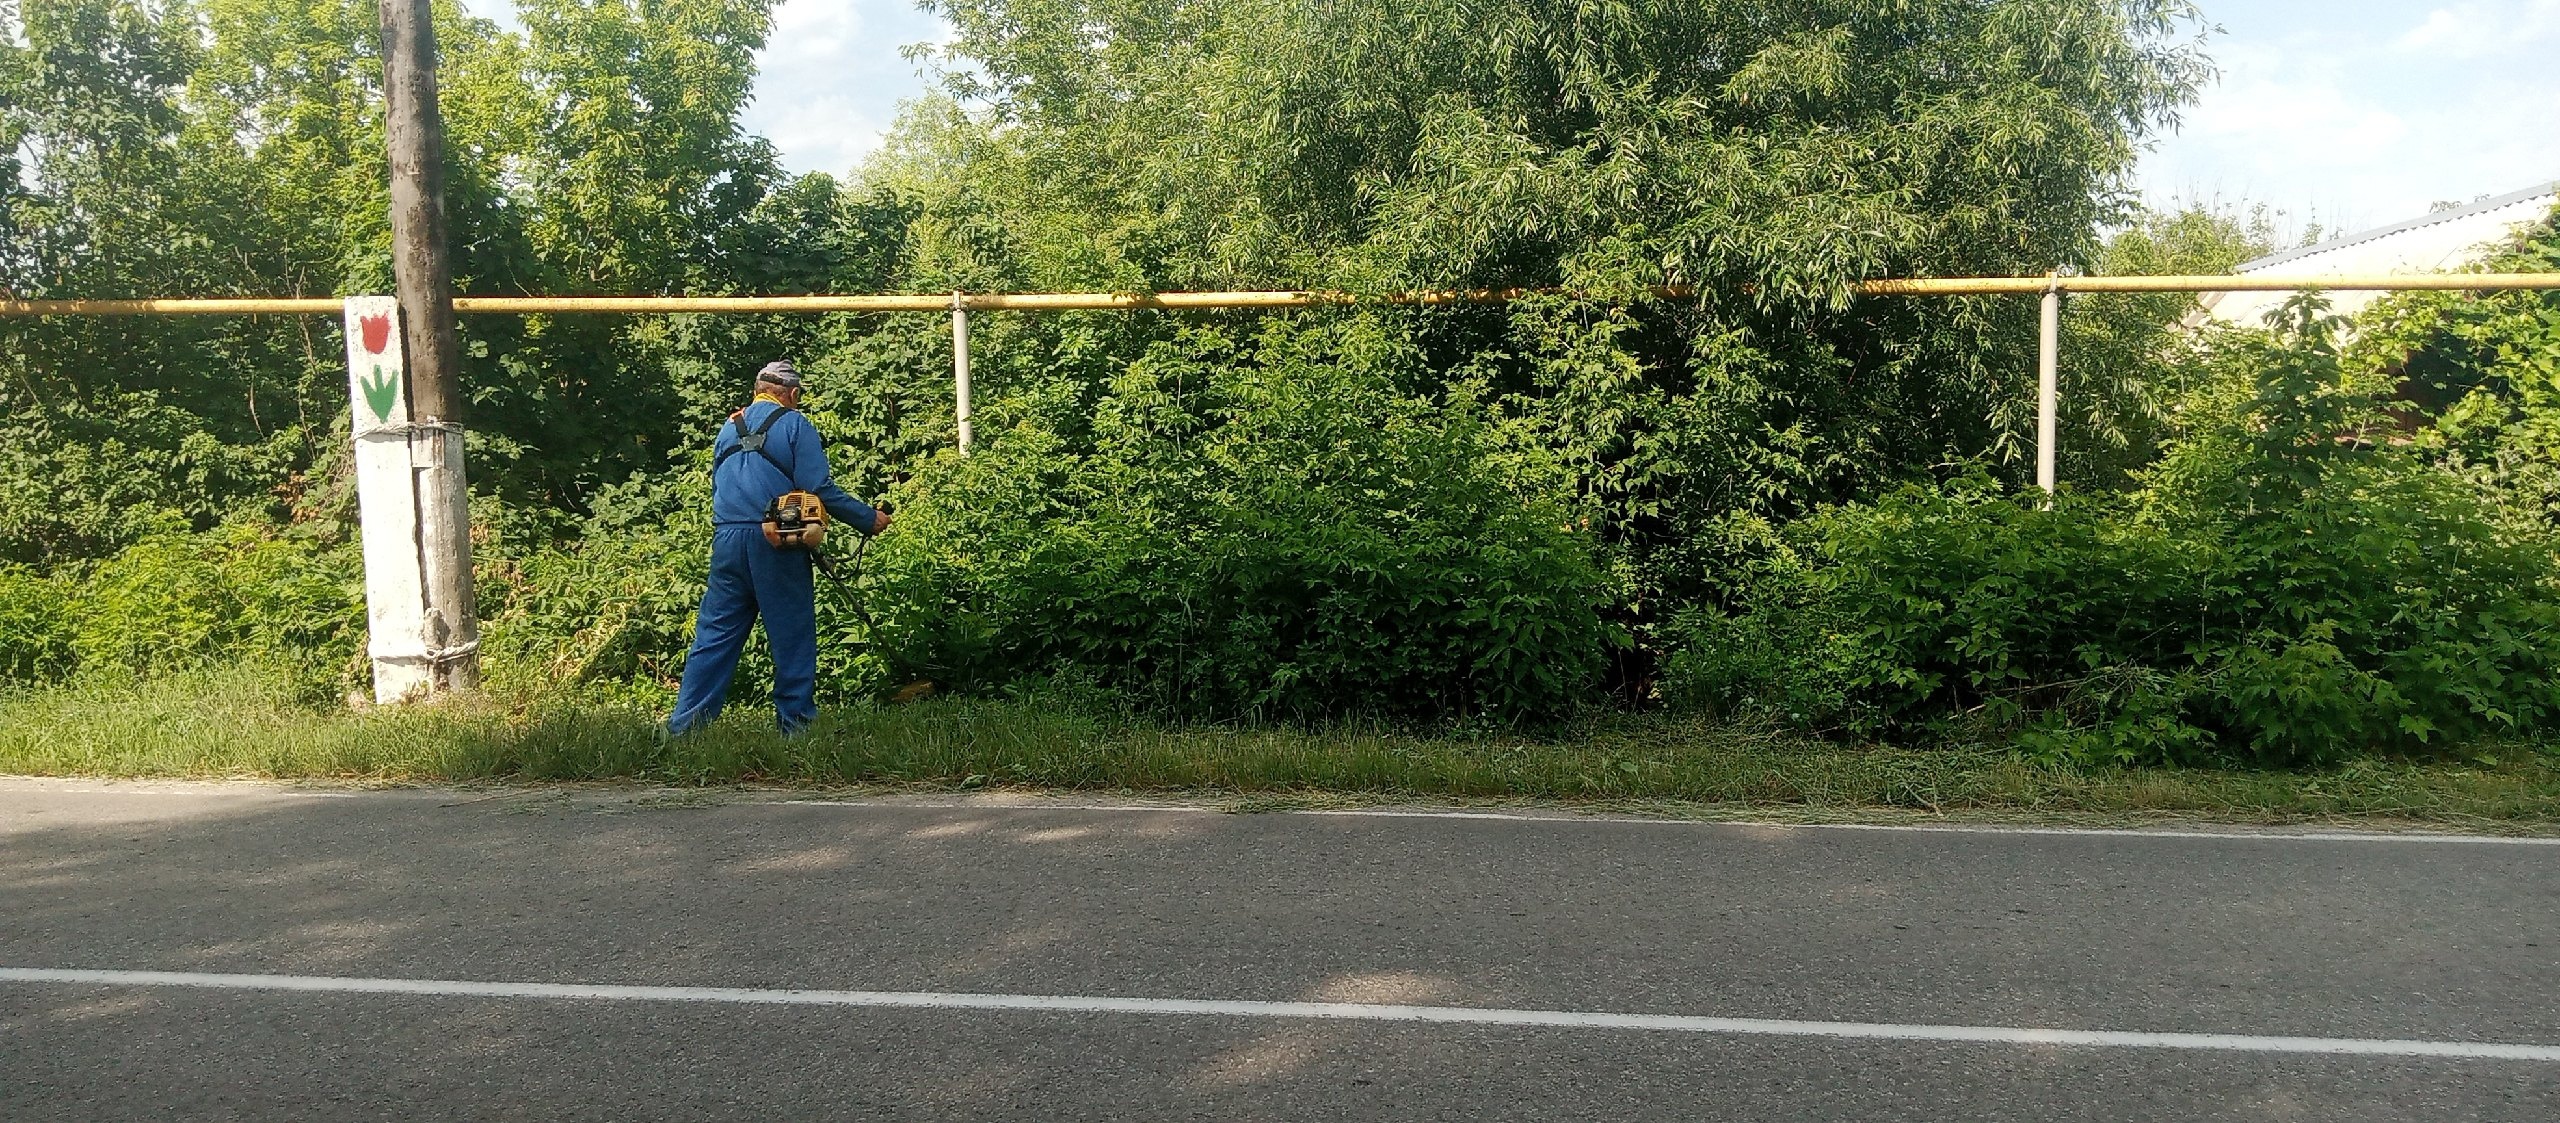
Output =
[
  {"x1": 856, "y1": 319, "x2": 1614, "y2": 721},
  {"x1": 0, "y1": 563, "x2": 75, "y2": 685},
  {"x1": 0, "y1": 396, "x2": 305, "y2": 565},
  {"x1": 446, "y1": 316, "x2": 1623, "y2": 727},
  {"x1": 1671, "y1": 301, "x2": 2560, "y2": 766},
  {"x1": 1663, "y1": 482, "x2": 2195, "y2": 746},
  {"x1": 2350, "y1": 210, "x2": 2560, "y2": 523},
  {"x1": 20, "y1": 523, "x2": 369, "y2": 699},
  {"x1": 472, "y1": 474, "x2": 711, "y2": 707}
]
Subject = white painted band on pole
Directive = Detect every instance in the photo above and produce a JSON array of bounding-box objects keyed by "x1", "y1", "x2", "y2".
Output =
[
  {"x1": 343, "y1": 296, "x2": 434, "y2": 703},
  {"x1": 6, "y1": 967, "x2": 2557, "y2": 1062}
]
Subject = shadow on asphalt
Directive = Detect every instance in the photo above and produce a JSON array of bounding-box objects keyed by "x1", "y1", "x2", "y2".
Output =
[{"x1": 2, "y1": 785, "x2": 2556, "y2": 1121}]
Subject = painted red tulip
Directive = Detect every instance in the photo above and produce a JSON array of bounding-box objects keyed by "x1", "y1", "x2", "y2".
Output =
[{"x1": 358, "y1": 313, "x2": 393, "y2": 355}]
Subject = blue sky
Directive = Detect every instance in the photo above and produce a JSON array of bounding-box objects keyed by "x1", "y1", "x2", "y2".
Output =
[
  {"x1": 2133, "y1": 0, "x2": 2560, "y2": 234},
  {"x1": 493, "y1": 0, "x2": 2560, "y2": 239}
]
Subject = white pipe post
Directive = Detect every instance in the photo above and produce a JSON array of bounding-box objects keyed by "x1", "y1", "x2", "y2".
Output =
[
  {"x1": 2036, "y1": 278, "x2": 2060, "y2": 498},
  {"x1": 951, "y1": 291, "x2": 972, "y2": 454}
]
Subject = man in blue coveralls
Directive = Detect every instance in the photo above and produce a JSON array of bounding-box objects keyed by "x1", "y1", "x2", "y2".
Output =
[{"x1": 666, "y1": 360, "x2": 890, "y2": 735}]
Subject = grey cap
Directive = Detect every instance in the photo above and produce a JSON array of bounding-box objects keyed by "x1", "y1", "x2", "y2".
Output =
[{"x1": 755, "y1": 359, "x2": 802, "y2": 388}]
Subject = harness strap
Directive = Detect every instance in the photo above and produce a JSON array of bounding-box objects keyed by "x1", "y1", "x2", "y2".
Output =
[{"x1": 712, "y1": 405, "x2": 795, "y2": 481}]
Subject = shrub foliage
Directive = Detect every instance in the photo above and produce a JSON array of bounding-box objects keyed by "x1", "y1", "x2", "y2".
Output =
[
  {"x1": 858, "y1": 319, "x2": 1612, "y2": 721},
  {"x1": 1672, "y1": 296, "x2": 2560, "y2": 765},
  {"x1": 11, "y1": 0, "x2": 2560, "y2": 758}
]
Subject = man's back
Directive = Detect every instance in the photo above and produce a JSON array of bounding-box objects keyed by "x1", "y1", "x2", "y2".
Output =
[{"x1": 709, "y1": 400, "x2": 866, "y2": 528}]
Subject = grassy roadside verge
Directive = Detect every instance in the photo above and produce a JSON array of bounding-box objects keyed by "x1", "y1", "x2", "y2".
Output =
[{"x1": 5, "y1": 671, "x2": 2559, "y2": 829}]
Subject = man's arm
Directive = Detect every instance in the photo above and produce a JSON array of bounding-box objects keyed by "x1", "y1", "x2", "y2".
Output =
[{"x1": 783, "y1": 414, "x2": 883, "y2": 534}]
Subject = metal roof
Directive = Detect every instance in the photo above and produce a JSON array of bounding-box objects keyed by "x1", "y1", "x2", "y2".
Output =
[{"x1": 2237, "y1": 181, "x2": 2559, "y2": 273}]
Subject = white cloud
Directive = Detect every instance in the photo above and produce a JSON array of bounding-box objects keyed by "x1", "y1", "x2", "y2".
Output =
[
  {"x1": 770, "y1": 0, "x2": 859, "y2": 54},
  {"x1": 2180, "y1": 74, "x2": 2406, "y2": 155},
  {"x1": 2397, "y1": 0, "x2": 2560, "y2": 57},
  {"x1": 746, "y1": 95, "x2": 893, "y2": 179},
  {"x1": 739, "y1": 0, "x2": 947, "y2": 177},
  {"x1": 463, "y1": 0, "x2": 943, "y2": 179},
  {"x1": 2141, "y1": 5, "x2": 2560, "y2": 233}
]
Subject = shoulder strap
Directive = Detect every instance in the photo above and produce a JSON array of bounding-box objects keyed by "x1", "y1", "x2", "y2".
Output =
[{"x1": 712, "y1": 405, "x2": 797, "y2": 479}]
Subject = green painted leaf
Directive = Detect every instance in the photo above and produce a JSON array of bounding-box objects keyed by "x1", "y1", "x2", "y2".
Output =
[{"x1": 360, "y1": 364, "x2": 399, "y2": 422}]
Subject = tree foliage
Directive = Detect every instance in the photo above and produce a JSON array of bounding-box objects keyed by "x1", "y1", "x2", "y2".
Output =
[
  {"x1": 0, "y1": 0, "x2": 919, "y2": 546},
  {"x1": 27, "y1": 0, "x2": 2558, "y2": 748},
  {"x1": 2058, "y1": 199, "x2": 2279, "y2": 488},
  {"x1": 903, "y1": 0, "x2": 2213, "y2": 614}
]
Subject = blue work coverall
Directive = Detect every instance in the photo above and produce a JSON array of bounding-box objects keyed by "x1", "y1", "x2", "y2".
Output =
[{"x1": 666, "y1": 400, "x2": 878, "y2": 735}]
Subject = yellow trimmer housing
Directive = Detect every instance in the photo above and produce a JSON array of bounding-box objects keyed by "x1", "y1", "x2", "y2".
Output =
[{"x1": 762, "y1": 490, "x2": 829, "y2": 551}]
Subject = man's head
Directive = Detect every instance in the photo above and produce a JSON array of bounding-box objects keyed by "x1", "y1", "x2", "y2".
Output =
[{"x1": 755, "y1": 359, "x2": 803, "y2": 406}]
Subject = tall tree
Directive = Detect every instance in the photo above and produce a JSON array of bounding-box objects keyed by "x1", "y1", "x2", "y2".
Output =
[{"x1": 902, "y1": 0, "x2": 2213, "y2": 606}]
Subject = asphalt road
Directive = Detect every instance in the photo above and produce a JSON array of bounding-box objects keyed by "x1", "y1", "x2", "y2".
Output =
[{"x1": 2, "y1": 779, "x2": 2555, "y2": 1121}]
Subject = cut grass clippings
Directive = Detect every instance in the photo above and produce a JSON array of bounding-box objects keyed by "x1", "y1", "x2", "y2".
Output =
[{"x1": 4, "y1": 670, "x2": 2559, "y2": 831}]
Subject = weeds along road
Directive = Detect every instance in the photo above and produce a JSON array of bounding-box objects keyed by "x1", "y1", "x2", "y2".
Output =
[{"x1": 3, "y1": 779, "x2": 2556, "y2": 1121}]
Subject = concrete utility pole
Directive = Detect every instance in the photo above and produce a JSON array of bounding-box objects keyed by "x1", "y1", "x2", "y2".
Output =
[{"x1": 375, "y1": 0, "x2": 479, "y2": 695}]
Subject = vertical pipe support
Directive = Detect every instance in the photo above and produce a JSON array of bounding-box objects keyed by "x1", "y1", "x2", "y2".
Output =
[
  {"x1": 951, "y1": 290, "x2": 973, "y2": 454},
  {"x1": 2036, "y1": 275, "x2": 2060, "y2": 498}
]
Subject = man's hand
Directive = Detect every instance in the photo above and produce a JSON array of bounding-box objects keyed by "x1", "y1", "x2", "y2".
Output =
[{"x1": 870, "y1": 509, "x2": 893, "y2": 535}]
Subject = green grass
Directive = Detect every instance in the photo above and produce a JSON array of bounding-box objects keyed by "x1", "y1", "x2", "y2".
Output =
[{"x1": 5, "y1": 669, "x2": 2559, "y2": 830}]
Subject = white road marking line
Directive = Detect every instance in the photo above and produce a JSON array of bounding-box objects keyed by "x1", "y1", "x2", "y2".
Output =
[
  {"x1": 5, "y1": 967, "x2": 2556, "y2": 1062},
  {"x1": 0, "y1": 781, "x2": 368, "y2": 799},
  {"x1": 9, "y1": 778, "x2": 2557, "y2": 845},
  {"x1": 785, "y1": 799, "x2": 1201, "y2": 814},
  {"x1": 1794, "y1": 821, "x2": 2560, "y2": 845},
  {"x1": 785, "y1": 800, "x2": 2560, "y2": 845},
  {"x1": 1296, "y1": 809, "x2": 2560, "y2": 845}
]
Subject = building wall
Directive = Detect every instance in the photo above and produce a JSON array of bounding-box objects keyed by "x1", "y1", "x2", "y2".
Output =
[{"x1": 2198, "y1": 183, "x2": 2557, "y2": 329}]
